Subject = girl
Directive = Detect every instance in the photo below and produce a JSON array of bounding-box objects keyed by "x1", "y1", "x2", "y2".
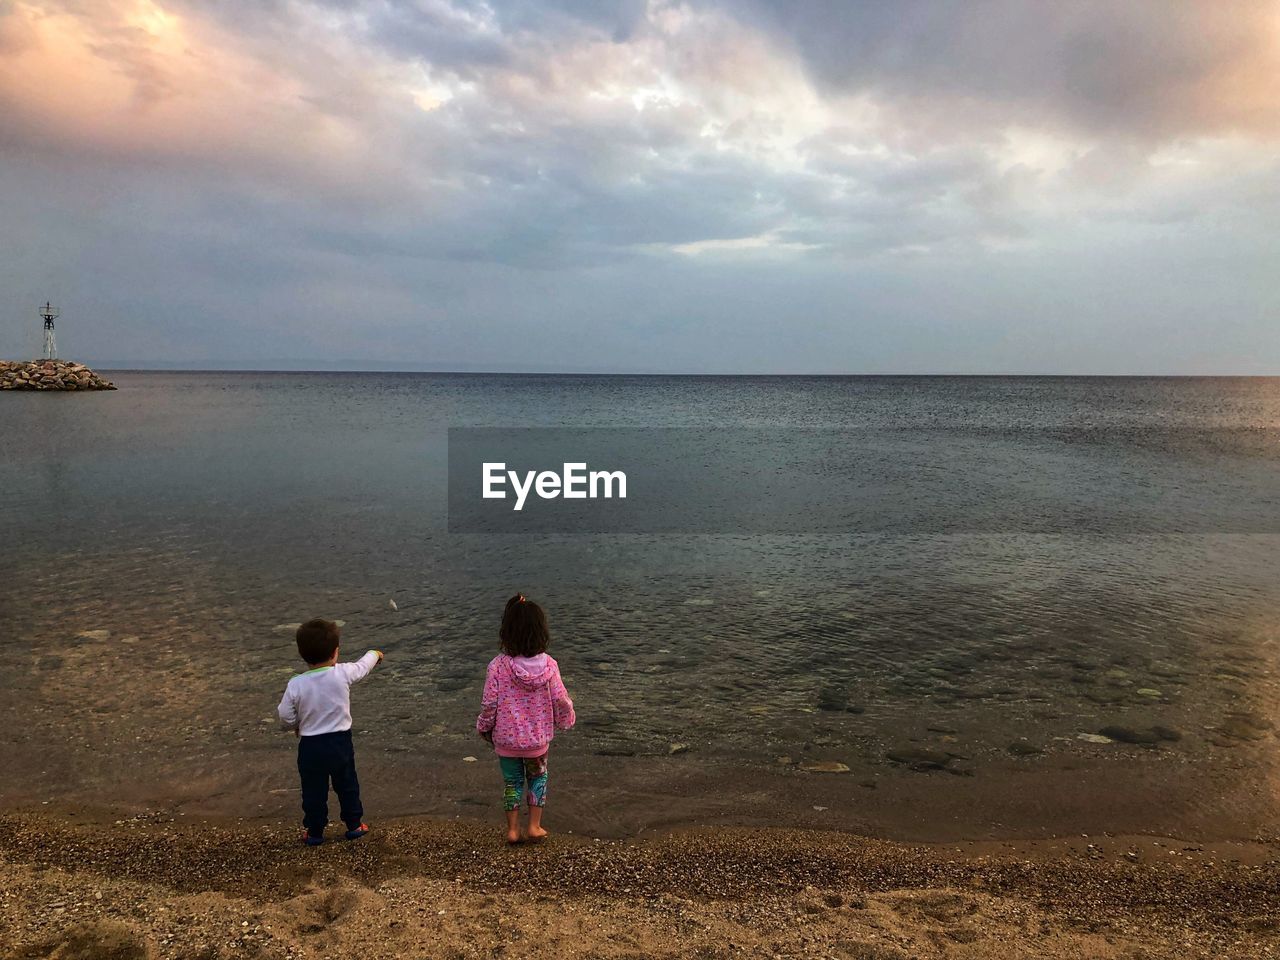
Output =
[{"x1": 476, "y1": 593, "x2": 576, "y2": 843}]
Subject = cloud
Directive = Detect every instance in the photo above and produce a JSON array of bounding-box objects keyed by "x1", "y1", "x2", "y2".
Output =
[
  {"x1": 721, "y1": 0, "x2": 1280, "y2": 142},
  {"x1": 0, "y1": 0, "x2": 1276, "y2": 370}
]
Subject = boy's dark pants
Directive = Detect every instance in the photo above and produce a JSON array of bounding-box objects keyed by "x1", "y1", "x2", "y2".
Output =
[{"x1": 297, "y1": 729, "x2": 363, "y2": 837}]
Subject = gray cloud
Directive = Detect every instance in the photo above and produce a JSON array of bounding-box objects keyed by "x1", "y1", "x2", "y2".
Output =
[
  {"x1": 0, "y1": 0, "x2": 1276, "y2": 372},
  {"x1": 719, "y1": 0, "x2": 1280, "y2": 140}
]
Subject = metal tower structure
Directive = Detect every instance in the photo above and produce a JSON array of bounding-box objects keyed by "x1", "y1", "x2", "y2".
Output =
[{"x1": 40, "y1": 302, "x2": 59, "y2": 360}]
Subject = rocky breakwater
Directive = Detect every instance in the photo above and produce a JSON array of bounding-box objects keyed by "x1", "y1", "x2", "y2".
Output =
[{"x1": 0, "y1": 359, "x2": 116, "y2": 391}]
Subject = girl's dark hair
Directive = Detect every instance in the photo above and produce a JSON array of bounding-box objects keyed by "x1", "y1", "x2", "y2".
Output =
[{"x1": 499, "y1": 593, "x2": 549, "y2": 657}]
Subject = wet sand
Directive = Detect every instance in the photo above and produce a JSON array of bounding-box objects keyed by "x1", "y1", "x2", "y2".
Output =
[
  {"x1": 2, "y1": 810, "x2": 1277, "y2": 960},
  {"x1": 9, "y1": 744, "x2": 1279, "y2": 848}
]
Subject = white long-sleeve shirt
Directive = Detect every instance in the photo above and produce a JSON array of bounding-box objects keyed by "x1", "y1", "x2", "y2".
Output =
[{"x1": 278, "y1": 651, "x2": 381, "y2": 736}]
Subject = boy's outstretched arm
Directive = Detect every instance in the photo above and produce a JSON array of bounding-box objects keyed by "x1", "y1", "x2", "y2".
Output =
[
  {"x1": 277, "y1": 685, "x2": 299, "y2": 733},
  {"x1": 476, "y1": 661, "x2": 499, "y2": 738},
  {"x1": 338, "y1": 649, "x2": 383, "y2": 685}
]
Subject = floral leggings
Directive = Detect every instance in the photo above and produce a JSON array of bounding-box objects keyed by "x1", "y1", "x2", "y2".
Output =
[{"x1": 499, "y1": 754, "x2": 548, "y2": 811}]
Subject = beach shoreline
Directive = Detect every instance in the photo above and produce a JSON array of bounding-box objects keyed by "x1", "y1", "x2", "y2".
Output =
[
  {"x1": 2, "y1": 808, "x2": 1276, "y2": 960},
  {"x1": 6, "y1": 726, "x2": 1278, "y2": 847}
]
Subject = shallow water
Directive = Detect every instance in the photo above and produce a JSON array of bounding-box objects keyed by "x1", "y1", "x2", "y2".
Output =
[{"x1": 1, "y1": 373, "x2": 1278, "y2": 834}]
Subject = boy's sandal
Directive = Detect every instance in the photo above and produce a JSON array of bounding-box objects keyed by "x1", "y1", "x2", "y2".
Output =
[
  {"x1": 301, "y1": 830, "x2": 324, "y2": 846},
  {"x1": 345, "y1": 823, "x2": 371, "y2": 841}
]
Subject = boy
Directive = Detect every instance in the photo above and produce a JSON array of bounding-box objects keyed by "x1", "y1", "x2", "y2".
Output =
[{"x1": 277, "y1": 618, "x2": 383, "y2": 845}]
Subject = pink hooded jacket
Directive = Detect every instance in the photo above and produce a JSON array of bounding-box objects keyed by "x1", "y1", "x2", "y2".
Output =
[{"x1": 476, "y1": 653, "x2": 576, "y2": 758}]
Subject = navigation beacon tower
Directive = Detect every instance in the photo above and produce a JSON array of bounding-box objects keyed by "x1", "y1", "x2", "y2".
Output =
[{"x1": 40, "y1": 302, "x2": 59, "y2": 360}]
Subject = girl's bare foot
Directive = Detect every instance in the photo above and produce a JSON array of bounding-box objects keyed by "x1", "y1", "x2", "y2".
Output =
[
  {"x1": 527, "y1": 805, "x2": 547, "y2": 841},
  {"x1": 505, "y1": 809, "x2": 521, "y2": 844}
]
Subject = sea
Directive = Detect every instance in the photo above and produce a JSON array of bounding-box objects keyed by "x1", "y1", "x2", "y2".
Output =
[{"x1": 1, "y1": 372, "x2": 1277, "y2": 838}]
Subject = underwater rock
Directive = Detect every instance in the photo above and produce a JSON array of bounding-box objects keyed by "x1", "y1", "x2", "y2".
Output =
[
  {"x1": 816, "y1": 689, "x2": 848, "y2": 712},
  {"x1": 1215, "y1": 713, "x2": 1272, "y2": 742},
  {"x1": 885, "y1": 747, "x2": 968, "y2": 773},
  {"x1": 1098, "y1": 724, "x2": 1181, "y2": 745}
]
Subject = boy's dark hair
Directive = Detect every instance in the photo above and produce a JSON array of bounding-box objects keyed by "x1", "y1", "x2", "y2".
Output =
[
  {"x1": 296, "y1": 618, "x2": 341, "y2": 665},
  {"x1": 499, "y1": 593, "x2": 549, "y2": 657}
]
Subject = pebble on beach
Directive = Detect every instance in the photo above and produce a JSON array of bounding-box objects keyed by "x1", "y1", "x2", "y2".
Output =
[
  {"x1": 1007, "y1": 741, "x2": 1044, "y2": 757},
  {"x1": 800, "y1": 761, "x2": 850, "y2": 773}
]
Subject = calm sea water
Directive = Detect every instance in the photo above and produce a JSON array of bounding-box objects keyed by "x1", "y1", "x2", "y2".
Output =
[{"x1": 2, "y1": 373, "x2": 1278, "y2": 792}]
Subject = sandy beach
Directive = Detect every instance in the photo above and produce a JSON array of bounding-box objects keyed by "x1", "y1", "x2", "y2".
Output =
[{"x1": 3, "y1": 808, "x2": 1278, "y2": 960}]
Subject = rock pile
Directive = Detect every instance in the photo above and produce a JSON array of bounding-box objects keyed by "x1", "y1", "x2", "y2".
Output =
[{"x1": 0, "y1": 359, "x2": 116, "y2": 391}]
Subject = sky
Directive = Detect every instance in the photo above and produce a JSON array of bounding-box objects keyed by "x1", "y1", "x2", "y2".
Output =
[{"x1": 0, "y1": 0, "x2": 1277, "y2": 373}]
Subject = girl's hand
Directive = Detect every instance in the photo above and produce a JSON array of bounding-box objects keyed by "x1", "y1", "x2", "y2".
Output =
[{"x1": 480, "y1": 730, "x2": 493, "y2": 744}]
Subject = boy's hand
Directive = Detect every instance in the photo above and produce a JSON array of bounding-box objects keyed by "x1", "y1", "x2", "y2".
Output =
[{"x1": 374, "y1": 650, "x2": 385, "y2": 663}]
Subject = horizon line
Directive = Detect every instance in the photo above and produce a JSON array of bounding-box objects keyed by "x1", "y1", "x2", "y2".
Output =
[{"x1": 90, "y1": 366, "x2": 1280, "y2": 378}]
